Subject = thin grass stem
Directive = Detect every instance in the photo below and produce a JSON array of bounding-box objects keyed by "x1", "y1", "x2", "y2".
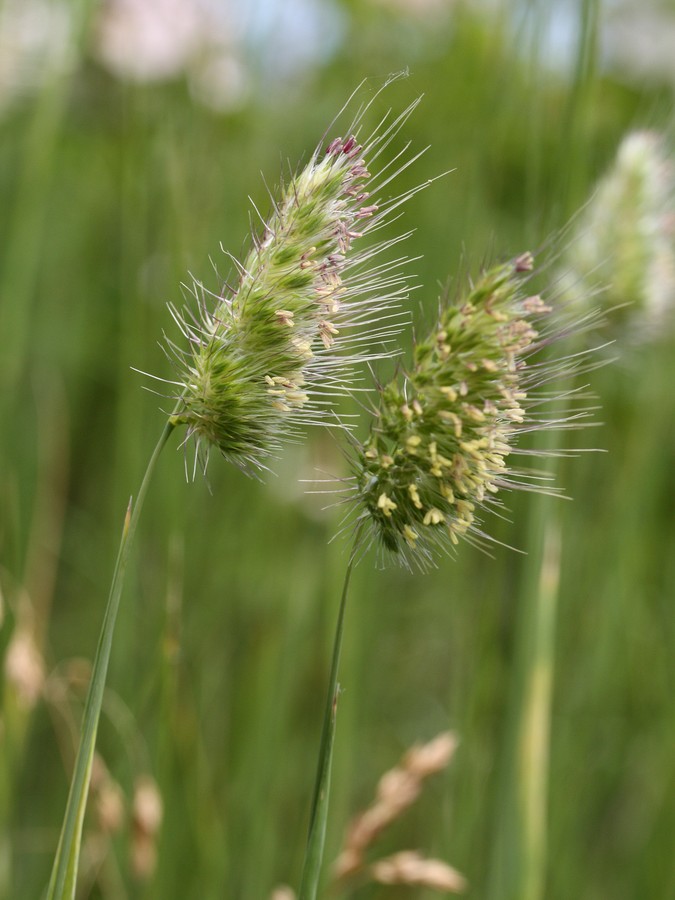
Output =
[
  {"x1": 298, "y1": 521, "x2": 365, "y2": 900},
  {"x1": 45, "y1": 414, "x2": 178, "y2": 900},
  {"x1": 518, "y1": 519, "x2": 561, "y2": 900}
]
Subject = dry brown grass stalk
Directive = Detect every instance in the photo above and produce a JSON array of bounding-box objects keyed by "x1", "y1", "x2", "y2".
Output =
[{"x1": 333, "y1": 731, "x2": 464, "y2": 891}]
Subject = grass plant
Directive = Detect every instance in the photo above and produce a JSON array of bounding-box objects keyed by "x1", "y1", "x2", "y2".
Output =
[
  {"x1": 43, "y1": 81, "x2": 427, "y2": 898},
  {"x1": 1, "y1": 2, "x2": 673, "y2": 898}
]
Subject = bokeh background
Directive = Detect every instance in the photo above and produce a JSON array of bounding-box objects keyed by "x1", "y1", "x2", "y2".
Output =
[{"x1": 1, "y1": 0, "x2": 674, "y2": 897}]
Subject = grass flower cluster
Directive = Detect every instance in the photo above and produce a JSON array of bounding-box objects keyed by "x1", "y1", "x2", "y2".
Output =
[
  {"x1": 560, "y1": 130, "x2": 675, "y2": 335},
  {"x1": 165, "y1": 93, "x2": 424, "y2": 475},
  {"x1": 346, "y1": 253, "x2": 562, "y2": 566}
]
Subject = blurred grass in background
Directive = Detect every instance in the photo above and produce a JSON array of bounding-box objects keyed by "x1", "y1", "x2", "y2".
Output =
[{"x1": 1, "y1": 0, "x2": 673, "y2": 897}]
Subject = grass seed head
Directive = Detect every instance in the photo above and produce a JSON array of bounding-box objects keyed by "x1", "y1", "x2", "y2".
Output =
[
  {"x1": 347, "y1": 253, "x2": 574, "y2": 567},
  {"x1": 334, "y1": 731, "x2": 459, "y2": 881},
  {"x1": 370, "y1": 851, "x2": 467, "y2": 893},
  {"x1": 4, "y1": 625, "x2": 44, "y2": 710},
  {"x1": 164, "y1": 84, "x2": 422, "y2": 475},
  {"x1": 560, "y1": 130, "x2": 675, "y2": 336},
  {"x1": 131, "y1": 774, "x2": 163, "y2": 880}
]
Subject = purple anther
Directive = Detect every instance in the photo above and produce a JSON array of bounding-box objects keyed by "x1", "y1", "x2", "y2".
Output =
[
  {"x1": 326, "y1": 137, "x2": 343, "y2": 156},
  {"x1": 514, "y1": 252, "x2": 534, "y2": 272},
  {"x1": 350, "y1": 165, "x2": 370, "y2": 179},
  {"x1": 356, "y1": 204, "x2": 378, "y2": 219}
]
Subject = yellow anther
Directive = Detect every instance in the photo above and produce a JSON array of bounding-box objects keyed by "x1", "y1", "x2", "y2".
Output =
[
  {"x1": 423, "y1": 508, "x2": 444, "y2": 526},
  {"x1": 456, "y1": 499, "x2": 475, "y2": 518},
  {"x1": 319, "y1": 320, "x2": 339, "y2": 349},
  {"x1": 440, "y1": 385, "x2": 458, "y2": 402},
  {"x1": 275, "y1": 309, "x2": 295, "y2": 326},
  {"x1": 488, "y1": 309, "x2": 509, "y2": 322},
  {"x1": 439, "y1": 410, "x2": 462, "y2": 437},
  {"x1": 292, "y1": 337, "x2": 313, "y2": 359},
  {"x1": 286, "y1": 390, "x2": 309, "y2": 405},
  {"x1": 406, "y1": 434, "x2": 422, "y2": 453},
  {"x1": 440, "y1": 482, "x2": 455, "y2": 503},
  {"x1": 377, "y1": 492, "x2": 397, "y2": 517},
  {"x1": 403, "y1": 525, "x2": 419, "y2": 544},
  {"x1": 322, "y1": 297, "x2": 342, "y2": 315},
  {"x1": 408, "y1": 483, "x2": 423, "y2": 509},
  {"x1": 462, "y1": 403, "x2": 485, "y2": 423}
]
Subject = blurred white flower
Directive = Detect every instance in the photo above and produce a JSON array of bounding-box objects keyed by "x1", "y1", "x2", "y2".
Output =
[
  {"x1": 94, "y1": 0, "x2": 207, "y2": 82},
  {"x1": 559, "y1": 130, "x2": 675, "y2": 337},
  {"x1": 93, "y1": 0, "x2": 344, "y2": 111},
  {"x1": 604, "y1": 2, "x2": 675, "y2": 85},
  {"x1": 189, "y1": 51, "x2": 250, "y2": 113},
  {"x1": 0, "y1": 0, "x2": 74, "y2": 113}
]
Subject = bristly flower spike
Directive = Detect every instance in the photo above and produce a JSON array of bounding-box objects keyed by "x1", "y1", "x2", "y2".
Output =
[
  {"x1": 559, "y1": 130, "x2": 675, "y2": 337},
  {"x1": 162, "y1": 80, "x2": 430, "y2": 476},
  {"x1": 345, "y1": 253, "x2": 587, "y2": 569}
]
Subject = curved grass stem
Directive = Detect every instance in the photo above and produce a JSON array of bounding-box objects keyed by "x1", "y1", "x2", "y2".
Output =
[{"x1": 46, "y1": 415, "x2": 178, "y2": 900}]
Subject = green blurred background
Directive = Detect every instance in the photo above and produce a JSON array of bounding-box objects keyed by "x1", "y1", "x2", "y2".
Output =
[{"x1": 1, "y1": 0, "x2": 673, "y2": 897}]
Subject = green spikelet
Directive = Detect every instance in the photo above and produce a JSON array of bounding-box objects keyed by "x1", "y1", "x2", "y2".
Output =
[
  {"x1": 349, "y1": 253, "x2": 567, "y2": 566},
  {"x1": 162, "y1": 92, "x2": 424, "y2": 475}
]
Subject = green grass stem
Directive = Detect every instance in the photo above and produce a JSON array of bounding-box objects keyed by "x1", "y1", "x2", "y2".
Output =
[
  {"x1": 298, "y1": 522, "x2": 364, "y2": 900},
  {"x1": 45, "y1": 415, "x2": 176, "y2": 900},
  {"x1": 518, "y1": 519, "x2": 561, "y2": 900},
  {"x1": 487, "y1": 493, "x2": 560, "y2": 900}
]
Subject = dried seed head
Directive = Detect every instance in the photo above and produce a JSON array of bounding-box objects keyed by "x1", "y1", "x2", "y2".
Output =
[
  {"x1": 132, "y1": 774, "x2": 163, "y2": 835},
  {"x1": 87, "y1": 754, "x2": 126, "y2": 834},
  {"x1": 371, "y1": 851, "x2": 467, "y2": 893},
  {"x1": 348, "y1": 253, "x2": 571, "y2": 567},
  {"x1": 403, "y1": 730, "x2": 458, "y2": 777},
  {"x1": 268, "y1": 888, "x2": 296, "y2": 900},
  {"x1": 95, "y1": 778, "x2": 125, "y2": 835},
  {"x1": 162, "y1": 84, "x2": 425, "y2": 475},
  {"x1": 560, "y1": 130, "x2": 675, "y2": 336},
  {"x1": 131, "y1": 774, "x2": 163, "y2": 880},
  {"x1": 4, "y1": 626, "x2": 44, "y2": 710},
  {"x1": 334, "y1": 731, "x2": 459, "y2": 881}
]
